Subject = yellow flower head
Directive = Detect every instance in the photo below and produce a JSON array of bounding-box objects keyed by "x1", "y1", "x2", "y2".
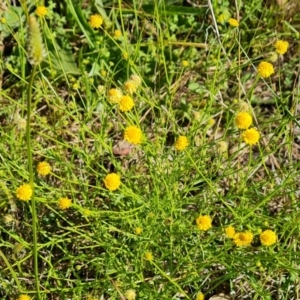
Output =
[
  {"x1": 124, "y1": 289, "x2": 136, "y2": 300},
  {"x1": 19, "y1": 295, "x2": 31, "y2": 300},
  {"x1": 16, "y1": 184, "x2": 33, "y2": 201},
  {"x1": 175, "y1": 136, "x2": 189, "y2": 151},
  {"x1": 275, "y1": 40, "x2": 289, "y2": 55},
  {"x1": 58, "y1": 197, "x2": 72, "y2": 210},
  {"x1": 108, "y1": 88, "x2": 123, "y2": 104},
  {"x1": 114, "y1": 29, "x2": 122, "y2": 38},
  {"x1": 4, "y1": 214, "x2": 14, "y2": 224},
  {"x1": 218, "y1": 141, "x2": 228, "y2": 153},
  {"x1": 1, "y1": 17, "x2": 6, "y2": 24},
  {"x1": 257, "y1": 61, "x2": 274, "y2": 78},
  {"x1": 228, "y1": 18, "x2": 239, "y2": 27},
  {"x1": 124, "y1": 126, "x2": 143, "y2": 145},
  {"x1": 196, "y1": 215, "x2": 212, "y2": 231},
  {"x1": 135, "y1": 227, "x2": 142, "y2": 235},
  {"x1": 196, "y1": 292, "x2": 205, "y2": 300},
  {"x1": 119, "y1": 95, "x2": 134, "y2": 112},
  {"x1": 124, "y1": 80, "x2": 138, "y2": 94},
  {"x1": 144, "y1": 251, "x2": 153, "y2": 261},
  {"x1": 233, "y1": 231, "x2": 253, "y2": 246},
  {"x1": 242, "y1": 128, "x2": 260, "y2": 145},
  {"x1": 181, "y1": 60, "x2": 189, "y2": 67},
  {"x1": 35, "y1": 6, "x2": 48, "y2": 17},
  {"x1": 130, "y1": 74, "x2": 142, "y2": 86},
  {"x1": 260, "y1": 230, "x2": 277, "y2": 246},
  {"x1": 37, "y1": 161, "x2": 51, "y2": 176},
  {"x1": 89, "y1": 14, "x2": 103, "y2": 29},
  {"x1": 104, "y1": 173, "x2": 121, "y2": 191},
  {"x1": 225, "y1": 225, "x2": 236, "y2": 238},
  {"x1": 235, "y1": 111, "x2": 253, "y2": 129}
]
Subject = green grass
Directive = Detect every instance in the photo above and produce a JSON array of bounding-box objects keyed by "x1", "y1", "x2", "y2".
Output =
[{"x1": 0, "y1": 0, "x2": 300, "y2": 299}]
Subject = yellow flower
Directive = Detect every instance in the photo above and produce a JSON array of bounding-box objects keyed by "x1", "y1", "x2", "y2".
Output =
[
  {"x1": 104, "y1": 173, "x2": 121, "y2": 191},
  {"x1": 181, "y1": 60, "x2": 189, "y2": 67},
  {"x1": 242, "y1": 128, "x2": 260, "y2": 145},
  {"x1": 257, "y1": 61, "x2": 274, "y2": 78},
  {"x1": 119, "y1": 95, "x2": 134, "y2": 112},
  {"x1": 124, "y1": 126, "x2": 143, "y2": 145},
  {"x1": 218, "y1": 141, "x2": 228, "y2": 153},
  {"x1": 37, "y1": 161, "x2": 51, "y2": 176},
  {"x1": 228, "y1": 18, "x2": 239, "y2": 27},
  {"x1": 260, "y1": 230, "x2": 277, "y2": 246},
  {"x1": 58, "y1": 197, "x2": 72, "y2": 210},
  {"x1": 225, "y1": 226, "x2": 236, "y2": 238},
  {"x1": 4, "y1": 214, "x2": 14, "y2": 224},
  {"x1": 124, "y1": 289, "x2": 136, "y2": 300},
  {"x1": 108, "y1": 88, "x2": 123, "y2": 104},
  {"x1": 196, "y1": 215, "x2": 212, "y2": 231},
  {"x1": 35, "y1": 6, "x2": 48, "y2": 17},
  {"x1": 130, "y1": 74, "x2": 142, "y2": 86},
  {"x1": 175, "y1": 136, "x2": 189, "y2": 151},
  {"x1": 114, "y1": 29, "x2": 122, "y2": 38},
  {"x1": 16, "y1": 184, "x2": 33, "y2": 201},
  {"x1": 235, "y1": 111, "x2": 253, "y2": 129},
  {"x1": 19, "y1": 295, "x2": 31, "y2": 300},
  {"x1": 233, "y1": 231, "x2": 253, "y2": 246},
  {"x1": 1, "y1": 17, "x2": 6, "y2": 24},
  {"x1": 144, "y1": 251, "x2": 153, "y2": 261},
  {"x1": 124, "y1": 80, "x2": 139, "y2": 94},
  {"x1": 196, "y1": 292, "x2": 205, "y2": 300},
  {"x1": 89, "y1": 14, "x2": 103, "y2": 29},
  {"x1": 135, "y1": 227, "x2": 142, "y2": 234},
  {"x1": 275, "y1": 40, "x2": 289, "y2": 55}
]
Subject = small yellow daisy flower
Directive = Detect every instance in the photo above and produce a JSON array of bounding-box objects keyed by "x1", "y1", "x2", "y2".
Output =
[
  {"x1": 275, "y1": 40, "x2": 289, "y2": 55},
  {"x1": 108, "y1": 88, "x2": 123, "y2": 104},
  {"x1": 35, "y1": 6, "x2": 47, "y2": 17},
  {"x1": 175, "y1": 136, "x2": 189, "y2": 151},
  {"x1": 225, "y1": 226, "x2": 236, "y2": 239},
  {"x1": 89, "y1": 14, "x2": 103, "y2": 29},
  {"x1": 235, "y1": 111, "x2": 253, "y2": 130},
  {"x1": 119, "y1": 95, "x2": 134, "y2": 112},
  {"x1": 19, "y1": 295, "x2": 31, "y2": 300},
  {"x1": 1, "y1": 17, "x2": 6, "y2": 24},
  {"x1": 144, "y1": 251, "x2": 153, "y2": 261},
  {"x1": 242, "y1": 128, "x2": 260, "y2": 145},
  {"x1": 260, "y1": 230, "x2": 277, "y2": 246},
  {"x1": 124, "y1": 289, "x2": 136, "y2": 300},
  {"x1": 104, "y1": 173, "x2": 121, "y2": 191},
  {"x1": 257, "y1": 61, "x2": 274, "y2": 78},
  {"x1": 124, "y1": 126, "x2": 143, "y2": 145},
  {"x1": 16, "y1": 184, "x2": 33, "y2": 201},
  {"x1": 196, "y1": 215, "x2": 212, "y2": 231},
  {"x1": 181, "y1": 60, "x2": 189, "y2": 67},
  {"x1": 135, "y1": 227, "x2": 142, "y2": 235},
  {"x1": 228, "y1": 18, "x2": 239, "y2": 27},
  {"x1": 196, "y1": 292, "x2": 205, "y2": 300},
  {"x1": 37, "y1": 161, "x2": 51, "y2": 176},
  {"x1": 124, "y1": 80, "x2": 139, "y2": 94},
  {"x1": 58, "y1": 197, "x2": 72, "y2": 210},
  {"x1": 114, "y1": 29, "x2": 122, "y2": 38},
  {"x1": 233, "y1": 231, "x2": 253, "y2": 246}
]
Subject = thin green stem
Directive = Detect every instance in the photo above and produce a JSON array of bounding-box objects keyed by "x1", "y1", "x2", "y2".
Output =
[{"x1": 26, "y1": 64, "x2": 40, "y2": 299}]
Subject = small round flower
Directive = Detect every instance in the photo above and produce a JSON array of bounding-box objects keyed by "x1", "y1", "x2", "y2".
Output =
[
  {"x1": 35, "y1": 6, "x2": 47, "y2": 17},
  {"x1": 144, "y1": 251, "x2": 153, "y2": 261},
  {"x1": 196, "y1": 292, "x2": 205, "y2": 300},
  {"x1": 260, "y1": 230, "x2": 277, "y2": 246},
  {"x1": 58, "y1": 197, "x2": 72, "y2": 210},
  {"x1": 242, "y1": 128, "x2": 260, "y2": 145},
  {"x1": 218, "y1": 141, "x2": 228, "y2": 153},
  {"x1": 4, "y1": 214, "x2": 14, "y2": 224},
  {"x1": 114, "y1": 29, "x2": 122, "y2": 38},
  {"x1": 175, "y1": 136, "x2": 189, "y2": 151},
  {"x1": 135, "y1": 227, "x2": 142, "y2": 235},
  {"x1": 124, "y1": 80, "x2": 138, "y2": 94},
  {"x1": 19, "y1": 295, "x2": 31, "y2": 300},
  {"x1": 119, "y1": 95, "x2": 134, "y2": 112},
  {"x1": 108, "y1": 88, "x2": 123, "y2": 104},
  {"x1": 125, "y1": 289, "x2": 136, "y2": 300},
  {"x1": 1, "y1": 17, "x2": 6, "y2": 24},
  {"x1": 16, "y1": 184, "x2": 33, "y2": 201},
  {"x1": 104, "y1": 173, "x2": 121, "y2": 191},
  {"x1": 124, "y1": 126, "x2": 143, "y2": 145},
  {"x1": 233, "y1": 231, "x2": 253, "y2": 246},
  {"x1": 196, "y1": 215, "x2": 212, "y2": 231},
  {"x1": 225, "y1": 225, "x2": 236, "y2": 238},
  {"x1": 228, "y1": 18, "x2": 239, "y2": 27},
  {"x1": 235, "y1": 111, "x2": 253, "y2": 129},
  {"x1": 257, "y1": 61, "x2": 274, "y2": 78},
  {"x1": 130, "y1": 74, "x2": 142, "y2": 86},
  {"x1": 37, "y1": 161, "x2": 51, "y2": 176},
  {"x1": 275, "y1": 40, "x2": 289, "y2": 55},
  {"x1": 89, "y1": 14, "x2": 103, "y2": 29},
  {"x1": 181, "y1": 60, "x2": 189, "y2": 67}
]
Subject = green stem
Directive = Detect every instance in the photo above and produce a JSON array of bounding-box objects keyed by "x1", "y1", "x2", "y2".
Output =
[{"x1": 26, "y1": 65, "x2": 40, "y2": 299}]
